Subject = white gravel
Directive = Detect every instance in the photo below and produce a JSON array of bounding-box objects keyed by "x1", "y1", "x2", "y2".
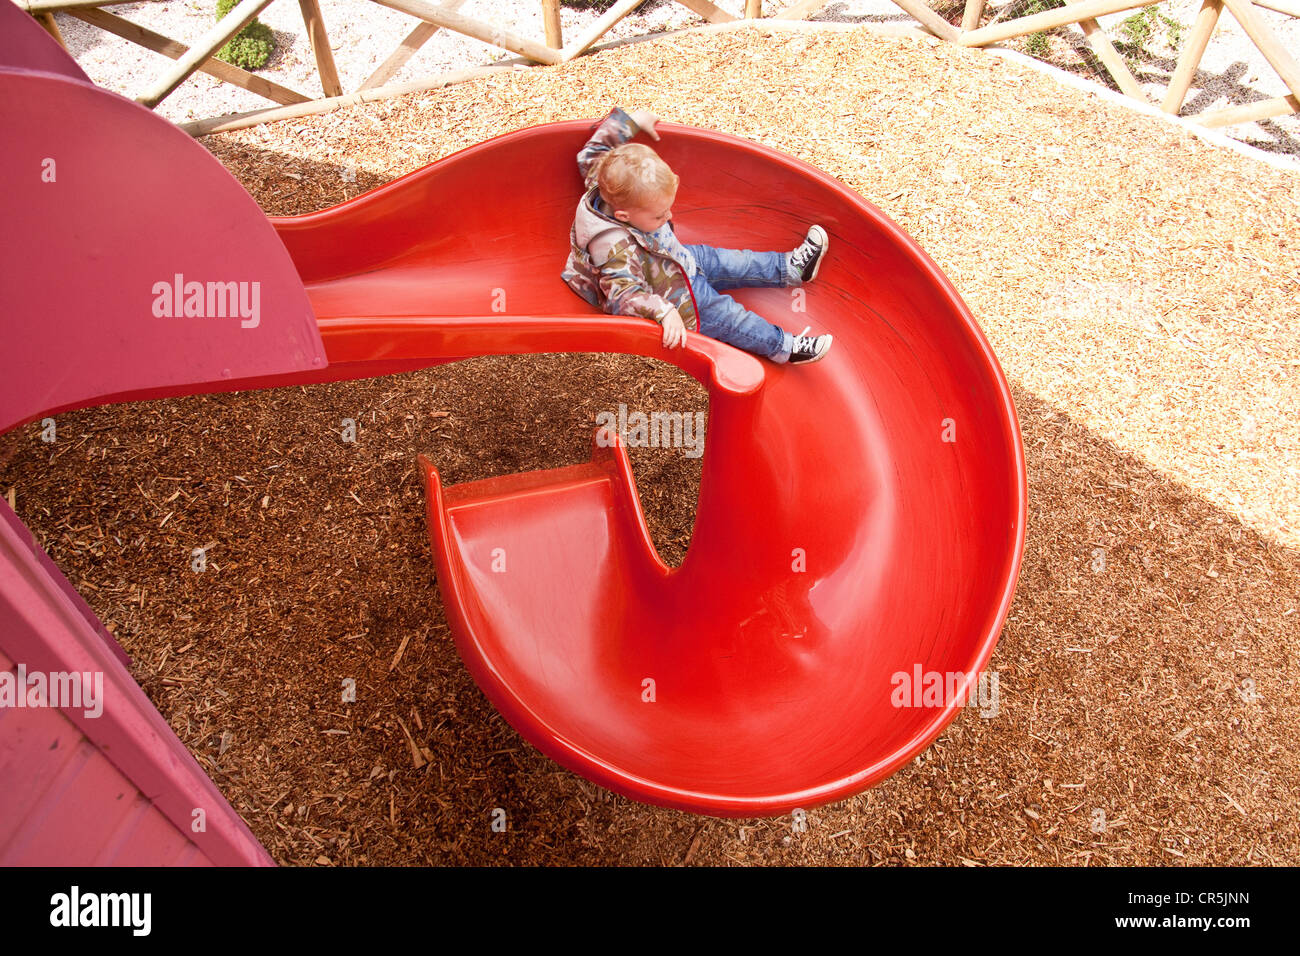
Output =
[{"x1": 41, "y1": 0, "x2": 1300, "y2": 159}]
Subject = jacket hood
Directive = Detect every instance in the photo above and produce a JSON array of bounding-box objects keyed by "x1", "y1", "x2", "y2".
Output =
[{"x1": 573, "y1": 186, "x2": 632, "y2": 252}]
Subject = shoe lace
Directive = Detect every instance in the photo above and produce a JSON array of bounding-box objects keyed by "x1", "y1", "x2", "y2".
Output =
[{"x1": 791, "y1": 327, "x2": 818, "y2": 354}]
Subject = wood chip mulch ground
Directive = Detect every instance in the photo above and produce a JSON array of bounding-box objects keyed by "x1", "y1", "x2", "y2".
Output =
[{"x1": 2, "y1": 27, "x2": 1297, "y2": 866}]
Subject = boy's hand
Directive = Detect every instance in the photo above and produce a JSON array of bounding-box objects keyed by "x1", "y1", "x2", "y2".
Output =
[
  {"x1": 628, "y1": 110, "x2": 661, "y2": 141},
  {"x1": 660, "y1": 309, "x2": 687, "y2": 349}
]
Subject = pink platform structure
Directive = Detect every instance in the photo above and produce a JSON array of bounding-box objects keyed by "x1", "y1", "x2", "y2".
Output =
[
  {"x1": 1, "y1": 0, "x2": 1026, "y2": 860},
  {"x1": 1, "y1": 2, "x2": 315, "y2": 864}
]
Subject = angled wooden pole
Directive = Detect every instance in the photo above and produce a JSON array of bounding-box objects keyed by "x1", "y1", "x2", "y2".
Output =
[
  {"x1": 69, "y1": 6, "x2": 310, "y2": 106},
  {"x1": 1063, "y1": 0, "x2": 1148, "y2": 101},
  {"x1": 780, "y1": 0, "x2": 951, "y2": 38},
  {"x1": 180, "y1": 64, "x2": 520, "y2": 136},
  {"x1": 363, "y1": 22, "x2": 438, "y2": 89},
  {"x1": 34, "y1": 12, "x2": 67, "y2": 47},
  {"x1": 745, "y1": 0, "x2": 762, "y2": 16},
  {"x1": 1221, "y1": 0, "x2": 1300, "y2": 102},
  {"x1": 961, "y1": 0, "x2": 985, "y2": 30},
  {"x1": 360, "y1": 0, "x2": 473, "y2": 89},
  {"x1": 1161, "y1": 0, "x2": 1222, "y2": 114},
  {"x1": 369, "y1": 0, "x2": 563, "y2": 64},
  {"x1": 960, "y1": 0, "x2": 1165, "y2": 46},
  {"x1": 298, "y1": 0, "x2": 342, "y2": 97},
  {"x1": 137, "y1": 0, "x2": 275, "y2": 108},
  {"x1": 21, "y1": 0, "x2": 154, "y2": 10},
  {"x1": 541, "y1": 0, "x2": 563, "y2": 47},
  {"x1": 1199, "y1": 93, "x2": 1300, "y2": 126},
  {"x1": 889, "y1": 0, "x2": 961, "y2": 41},
  {"x1": 1252, "y1": 0, "x2": 1299, "y2": 15},
  {"x1": 780, "y1": 0, "x2": 951, "y2": 40},
  {"x1": 674, "y1": 0, "x2": 739, "y2": 22},
  {"x1": 777, "y1": 0, "x2": 832, "y2": 19},
  {"x1": 561, "y1": 0, "x2": 645, "y2": 61}
]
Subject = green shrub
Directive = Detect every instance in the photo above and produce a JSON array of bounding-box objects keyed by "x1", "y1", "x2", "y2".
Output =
[
  {"x1": 1022, "y1": 0, "x2": 1065, "y2": 60},
  {"x1": 1115, "y1": 7, "x2": 1183, "y2": 73},
  {"x1": 215, "y1": 0, "x2": 276, "y2": 71},
  {"x1": 1118, "y1": 7, "x2": 1184, "y2": 51}
]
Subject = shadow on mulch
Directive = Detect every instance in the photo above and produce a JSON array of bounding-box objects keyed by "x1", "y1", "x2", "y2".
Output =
[{"x1": 2, "y1": 361, "x2": 1296, "y2": 866}]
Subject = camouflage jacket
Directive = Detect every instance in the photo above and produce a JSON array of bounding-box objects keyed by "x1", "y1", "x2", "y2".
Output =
[{"x1": 561, "y1": 107, "x2": 699, "y2": 330}]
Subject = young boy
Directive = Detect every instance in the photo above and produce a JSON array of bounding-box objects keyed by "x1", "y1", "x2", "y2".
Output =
[{"x1": 562, "y1": 107, "x2": 833, "y2": 364}]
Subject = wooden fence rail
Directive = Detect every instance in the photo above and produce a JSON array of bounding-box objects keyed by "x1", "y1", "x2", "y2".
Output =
[{"x1": 18, "y1": 0, "x2": 1300, "y2": 135}]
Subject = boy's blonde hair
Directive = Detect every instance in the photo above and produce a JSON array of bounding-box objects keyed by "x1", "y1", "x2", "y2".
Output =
[{"x1": 595, "y1": 143, "x2": 679, "y2": 211}]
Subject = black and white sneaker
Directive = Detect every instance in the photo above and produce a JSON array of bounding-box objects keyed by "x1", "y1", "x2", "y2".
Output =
[
  {"x1": 788, "y1": 326, "x2": 833, "y2": 364},
  {"x1": 786, "y1": 225, "x2": 829, "y2": 285}
]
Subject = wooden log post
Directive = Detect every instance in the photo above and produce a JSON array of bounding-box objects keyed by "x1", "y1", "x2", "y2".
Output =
[
  {"x1": 674, "y1": 0, "x2": 739, "y2": 22},
  {"x1": 369, "y1": 0, "x2": 564, "y2": 64},
  {"x1": 34, "y1": 12, "x2": 68, "y2": 47},
  {"x1": 780, "y1": 0, "x2": 950, "y2": 38},
  {"x1": 960, "y1": 0, "x2": 1166, "y2": 46},
  {"x1": 137, "y1": 0, "x2": 276, "y2": 108},
  {"x1": 1221, "y1": 0, "x2": 1300, "y2": 103},
  {"x1": 361, "y1": 0, "x2": 473, "y2": 89},
  {"x1": 776, "y1": 0, "x2": 834, "y2": 20},
  {"x1": 70, "y1": 6, "x2": 311, "y2": 106},
  {"x1": 1062, "y1": 0, "x2": 1148, "y2": 101},
  {"x1": 298, "y1": 0, "x2": 343, "y2": 97},
  {"x1": 180, "y1": 63, "x2": 521, "y2": 136},
  {"x1": 745, "y1": 0, "x2": 762, "y2": 17},
  {"x1": 1252, "y1": 0, "x2": 1299, "y2": 15},
  {"x1": 961, "y1": 0, "x2": 985, "y2": 30},
  {"x1": 888, "y1": 0, "x2": 961, "y2": 41},
  {"x1": 363, "y1": 22, "x2": 437, "y2": 89},
  {"x1": 561, "y1": 0, "x2": 646, "y2": 61},
  {"x1": 779, "y1": 0, "x2": 952, "y2": 40},
  {"x1": 1161, "y1": 0, "x2": 1222, "y2": 114},
  {"x1": 20, "y1": 0, "x2": 154, "y2": 10},
  {"x1": 542, "y1": 0, "x2": 563, "y2": 48},
  {"x1": 1200, "y1": 93, "x2": 1300, "y2": 126}
]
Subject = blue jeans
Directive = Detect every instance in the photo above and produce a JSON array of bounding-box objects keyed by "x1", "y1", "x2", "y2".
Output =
[{"x1": 683, "y1": 244, "x2": 792, "y2": 360}]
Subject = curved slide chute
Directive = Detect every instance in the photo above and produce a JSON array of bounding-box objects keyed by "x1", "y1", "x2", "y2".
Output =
[{"x1": 273, "y1": 121, "x2": 1028, "y2": 816}]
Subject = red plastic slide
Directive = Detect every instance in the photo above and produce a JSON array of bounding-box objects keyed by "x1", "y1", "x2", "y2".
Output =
[{"x1": 272, "y1": 121, "x2": 1028, "y2": 816}]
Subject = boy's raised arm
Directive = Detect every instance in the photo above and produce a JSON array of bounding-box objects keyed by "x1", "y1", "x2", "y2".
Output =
[{"x1": 575, "y1": 106, "x2": 644, "y2": 187}]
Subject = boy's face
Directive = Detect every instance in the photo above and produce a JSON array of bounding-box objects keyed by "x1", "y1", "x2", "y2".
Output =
[{"x1": 614, "y1": 188, "x2": 675, "y2": 232}]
